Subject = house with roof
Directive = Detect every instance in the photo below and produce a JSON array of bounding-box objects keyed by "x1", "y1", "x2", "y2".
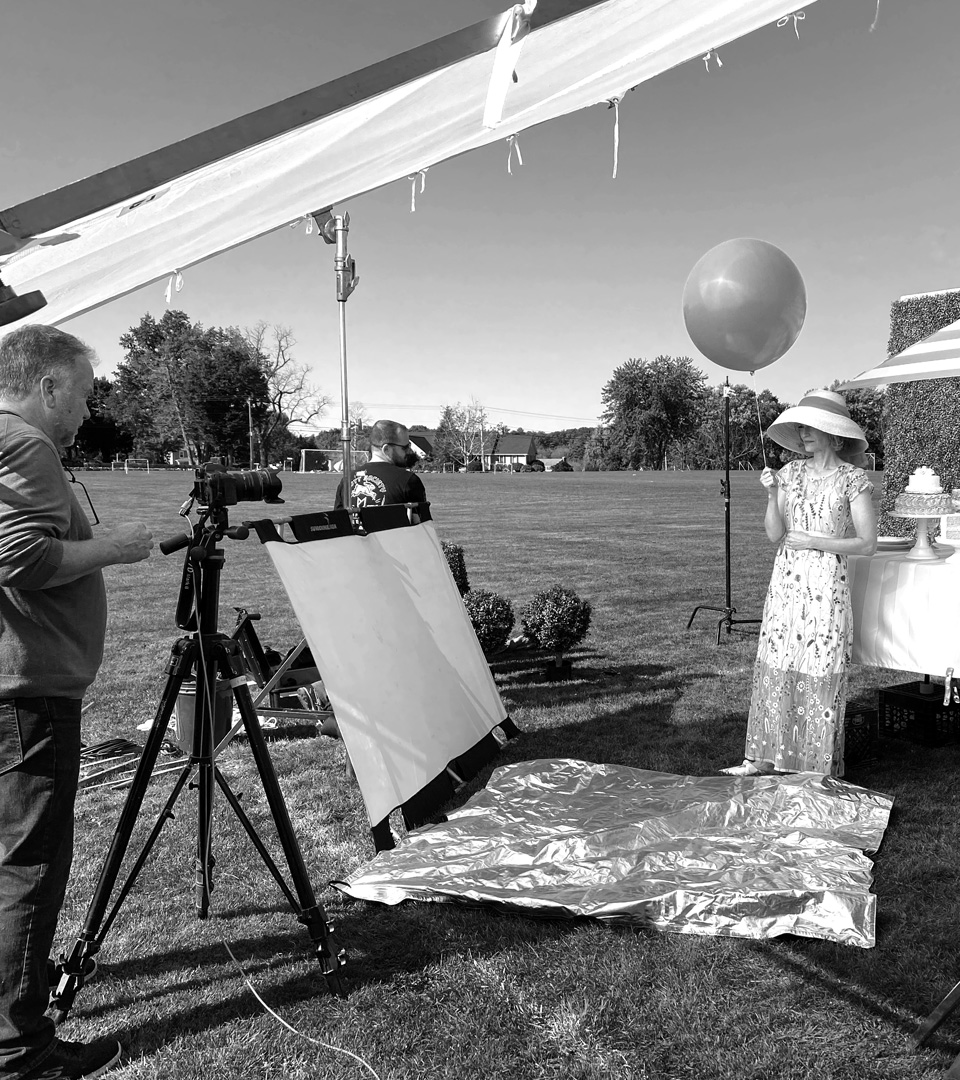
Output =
[{"x1": 489, "y1": 433, "x2": 538, "y2": 470}]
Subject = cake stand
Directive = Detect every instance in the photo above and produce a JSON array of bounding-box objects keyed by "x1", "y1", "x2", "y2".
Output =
[{"x1": 889, "y1": 511, "x2": 949, "y2": 561}]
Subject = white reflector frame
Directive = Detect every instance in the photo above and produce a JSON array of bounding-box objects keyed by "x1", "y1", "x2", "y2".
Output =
[{"x1": 261, "y1": 518, "x2": 507, "y2": 827}]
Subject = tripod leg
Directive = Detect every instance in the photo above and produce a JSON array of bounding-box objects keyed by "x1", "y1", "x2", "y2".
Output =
[
  {"x1": 914, "y1": 978, "x2": 960, "y2": 1048},
  {"x1": 224, "y1": 646, "x2": 346, "y2": 995},
  {"x1": 195, "y1": 760, "x2": 215, "y2": 919},
  {"x1": 49, "y1": 640, "x2": 195, "y2": 1023}
]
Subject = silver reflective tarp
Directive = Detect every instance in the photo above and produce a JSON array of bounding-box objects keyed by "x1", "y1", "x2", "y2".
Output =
[{"x1": 335, "y1": 759, "x2": 893, "y2": 948}]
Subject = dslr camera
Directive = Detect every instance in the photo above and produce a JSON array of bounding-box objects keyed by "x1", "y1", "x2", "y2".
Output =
[{"x1": 193, "y1": 462, "x2": 284, "y2": 506}]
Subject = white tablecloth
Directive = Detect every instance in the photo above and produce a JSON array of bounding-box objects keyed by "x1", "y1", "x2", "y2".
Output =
[{"x1": 849, "y1": 547, "x2": 960, "y2": 674}]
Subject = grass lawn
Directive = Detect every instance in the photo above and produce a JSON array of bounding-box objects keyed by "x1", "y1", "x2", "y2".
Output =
[{"x1": 52, "y1": 468, "x2": 960, "y2": 1079}]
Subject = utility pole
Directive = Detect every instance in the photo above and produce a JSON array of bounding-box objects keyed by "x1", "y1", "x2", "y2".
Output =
[{"x1": 247, "y1": 398, "x2": 255, "y2": 469}]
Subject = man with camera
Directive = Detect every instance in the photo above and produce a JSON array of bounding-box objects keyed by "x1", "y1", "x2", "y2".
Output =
[
  {"x1": 0, "y1": 325, "x2": 153, "y2": 1080},
  {"x1": 334, "y1": 419, "x2": 429, "y2": 517}
]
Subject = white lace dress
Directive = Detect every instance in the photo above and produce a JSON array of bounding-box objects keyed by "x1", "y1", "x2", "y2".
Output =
[{"x1": 743, "y1": 460, "x2": 873, "y2": 775}]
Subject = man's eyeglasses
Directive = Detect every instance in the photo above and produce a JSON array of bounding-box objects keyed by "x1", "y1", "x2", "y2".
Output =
[{"x1": 64, "y1": 467, "x2": 100, "y2": 526}]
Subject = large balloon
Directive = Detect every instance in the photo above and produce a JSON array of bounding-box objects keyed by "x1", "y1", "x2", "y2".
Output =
[{"x1": 681, "y1": 238, "x2": 806, "y2": 372}]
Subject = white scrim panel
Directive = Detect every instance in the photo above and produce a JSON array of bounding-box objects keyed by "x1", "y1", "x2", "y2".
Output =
[{"x1": 263, "y1": 521, "x2": 507, "y2": 825}]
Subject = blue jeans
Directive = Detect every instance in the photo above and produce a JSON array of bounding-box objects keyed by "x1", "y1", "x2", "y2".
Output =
[{"x1": 0, "y1": 698, "x2": 81, "y2": 1077}]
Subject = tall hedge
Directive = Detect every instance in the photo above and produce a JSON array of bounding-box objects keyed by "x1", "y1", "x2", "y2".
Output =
[{"x1": 880, "y1": 292, "x2": 960, "y2": 536}]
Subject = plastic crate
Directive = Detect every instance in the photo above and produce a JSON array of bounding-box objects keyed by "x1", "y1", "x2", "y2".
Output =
[
  {"x1": 878, "y1": 681, "x2": 960, "y2": 747},
  {"x1": 844, "y1": 701, "x2": 879, "y2": 767}
]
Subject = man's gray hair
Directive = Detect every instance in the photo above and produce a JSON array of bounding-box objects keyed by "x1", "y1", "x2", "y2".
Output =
[
  {"x1": 370, "y1": 419, "x2": 408, "y2": 447},
  {"x1": 0, "y1": 324, "x2": 96, "y2": 399}
]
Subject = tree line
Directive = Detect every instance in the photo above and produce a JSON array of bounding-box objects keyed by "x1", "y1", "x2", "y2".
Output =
[
  {"x1": 579, "y1": 356, "x2": 884, "y2": 471},
  {"x1": 73, "y1": 314, "x2": 885, "y2": 472},
  {"x1": 72, "y1": 310, "x2": 328, "y2": 466}
]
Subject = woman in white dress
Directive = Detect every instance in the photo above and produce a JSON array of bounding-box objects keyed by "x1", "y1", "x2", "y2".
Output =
[{"x1": 723, "y1": 390, "x2": 877, "y2": 777}]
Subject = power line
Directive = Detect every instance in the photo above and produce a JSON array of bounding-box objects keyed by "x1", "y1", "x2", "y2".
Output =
[{"x1": 320, "y1": 403, "x2": 600, "y2": 425}]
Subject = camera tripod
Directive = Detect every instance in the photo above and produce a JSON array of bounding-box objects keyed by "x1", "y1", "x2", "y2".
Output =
[{"x1": 49, "y1": 503, "x2": 346, "y2": 1022}]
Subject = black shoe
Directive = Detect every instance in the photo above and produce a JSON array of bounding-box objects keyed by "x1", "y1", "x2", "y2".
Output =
[{"x1": 20, "y1": 1037, "x2": 122, "y2": 1079}]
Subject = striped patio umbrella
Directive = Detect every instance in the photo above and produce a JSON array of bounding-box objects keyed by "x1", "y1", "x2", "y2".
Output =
[{"x1": 840, "y1": 314, "x2": 960, "y2": 387}]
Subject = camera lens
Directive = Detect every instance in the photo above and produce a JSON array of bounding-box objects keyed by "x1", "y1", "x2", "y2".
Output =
[{"x1": 233, "y1": 467, "x2": 283, "y2": 503}]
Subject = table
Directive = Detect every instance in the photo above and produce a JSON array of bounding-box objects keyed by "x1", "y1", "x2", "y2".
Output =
[{"x1": 849, "y1": 547, "x2": 960, "y2": 674}]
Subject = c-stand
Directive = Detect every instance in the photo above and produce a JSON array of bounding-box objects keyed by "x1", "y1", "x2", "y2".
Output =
[
  {"x1": 49, "y1": 496, "x2": 346, "y2": 1023},
  {"x1": 687, "y1": 377, "x2": 761, "y2": 644}
]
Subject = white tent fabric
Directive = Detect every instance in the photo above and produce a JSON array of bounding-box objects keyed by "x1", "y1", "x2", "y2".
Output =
[
  {"x1": 261, "y1": 520, "x2": 507, "y2": 827},
  {"x1": 840, "y1": 315, "x2": 960, "y2": 388},
  {"x1": 0, "y1": 0, "x2": 817, "y2": 336}
]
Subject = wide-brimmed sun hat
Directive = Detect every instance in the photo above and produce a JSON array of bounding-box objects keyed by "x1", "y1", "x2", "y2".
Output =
[{"x1": 766, "y1": 389, "x2": 868, "y2": 455}]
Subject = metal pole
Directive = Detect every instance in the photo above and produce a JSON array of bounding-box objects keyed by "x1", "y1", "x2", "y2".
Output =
[
  {"x1": 338, "y1": 301, "x2": 351, "y2": 497},
  {"x1": 316, "y1": 210, "x2": 359, "y2": 504},
  {"x1": 723, "y1": 377, "x2": 733, "y2": 617},
  {"x1": 247, "y1": 398, "x2": 254, "y2": 470}
]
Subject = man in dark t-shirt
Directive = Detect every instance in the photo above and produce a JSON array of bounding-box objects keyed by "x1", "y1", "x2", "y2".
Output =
[{"x1": 334, "y1": 419, "x2": 429, "y2": 520}]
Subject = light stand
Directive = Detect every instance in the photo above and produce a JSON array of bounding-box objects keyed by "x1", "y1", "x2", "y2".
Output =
[
  {"x1": 314, "y1": 208, "x2": 359, "y2": 503},
  {"x1": 687, "y1": 377, "x2": 761, "y2": 644},
  {"x1": 48, "y1": 497, "x2": 346, "y2": 1023}
]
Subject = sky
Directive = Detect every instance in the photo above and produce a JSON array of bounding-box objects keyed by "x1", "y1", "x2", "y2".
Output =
[{"x1": 4, "y1": 0, "x2": 960, "y2": 434}]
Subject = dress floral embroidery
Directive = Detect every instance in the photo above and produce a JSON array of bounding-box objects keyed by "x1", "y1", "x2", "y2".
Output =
[{"x1": 743, "y1": 460, "x2": 873, "y2": 775}]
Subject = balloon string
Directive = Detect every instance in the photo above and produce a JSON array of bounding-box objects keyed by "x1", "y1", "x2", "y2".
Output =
[{"x1": 751, "y1": 370, "x2": 768, "y2": 468}]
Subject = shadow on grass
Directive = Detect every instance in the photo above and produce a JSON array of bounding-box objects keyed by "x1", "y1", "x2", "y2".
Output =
[
  {"x1": 489, "y1": 646, "x2": 715, "y2": 711},
  {"x1": 73, "y1": 903, "x2": 615, "y2": 1053}
]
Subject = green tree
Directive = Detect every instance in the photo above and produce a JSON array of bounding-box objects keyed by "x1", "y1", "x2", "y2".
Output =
[
  {"x1": 181, "y1": 327, "x2": 269, "y2": 463},
  {"x1": 827, "y1": 380, "x2": 885, "y2": 467},
  {"x1": 683, "y1": 384, "x2": 786, "y2": 470},
  {"x1": 111, "y1": 310, "x2": 197, "y2": 460},
  {"x1": 110, "y1": 311, "x2": 271, "y2": 464},
  {"x1": 600, "y1": 356, "x2": 708, "y2": 469},
  {"x1": 72, "y1": 376, "x2": 134, "y2": 463}
]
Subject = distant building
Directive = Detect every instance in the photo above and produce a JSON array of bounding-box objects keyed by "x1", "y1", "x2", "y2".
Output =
[
  {"x1": 489, "y1": 433, "x2": 538, "y2": 470},
  {"x1": 408, "y1": 429, "x2": 541, "y2": 470}
]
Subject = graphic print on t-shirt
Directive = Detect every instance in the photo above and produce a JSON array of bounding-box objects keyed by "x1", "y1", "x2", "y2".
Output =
[{"x1": 352, "y1": 472, "x2": 388, "y2": 507}]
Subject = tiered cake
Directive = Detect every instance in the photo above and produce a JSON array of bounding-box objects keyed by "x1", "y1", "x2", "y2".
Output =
[{"x1": 894, "y1": 467, "x2": 955, "y2": 516}]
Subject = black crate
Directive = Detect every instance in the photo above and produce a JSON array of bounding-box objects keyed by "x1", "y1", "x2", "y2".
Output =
[
  {"x1": 844, "y1": 701, "x2": 879, "y2": 767},
  {"x1": 879, "y1": 681, "x2": 960, "y2": 747}
]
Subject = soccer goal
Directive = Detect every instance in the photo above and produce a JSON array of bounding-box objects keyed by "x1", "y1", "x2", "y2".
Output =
[
  {"x1": 300, "y1": 449, "x2": 370, "y2": 473},
  {"x1": 441, "y1": 462, "x2": 456, "y2": 474},
  {"x1": 112, "y1": 458, "x2": 151, "y2": 473}
]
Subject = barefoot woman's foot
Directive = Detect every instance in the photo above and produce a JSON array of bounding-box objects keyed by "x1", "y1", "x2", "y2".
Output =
[{"x1": 720, "y1": 759, "x2": 773, "y2": 776}]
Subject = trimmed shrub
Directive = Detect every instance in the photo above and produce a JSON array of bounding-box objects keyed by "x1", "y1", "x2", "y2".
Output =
[
  {"x1": 463, "y1": 589, "x2": 515, "y2": 656},
  {"x1": 465, "y1": 459, "x2": 483, "y2": 472},
  {"x1": 440, "y1": 540, "x2": 470, "y2": 597},
  {"x1": 520, "y1": 585, "x2": 592, "y2": 662},
  {"x1": 881, "y1": 292, "x2": 960, "y2": 536}
]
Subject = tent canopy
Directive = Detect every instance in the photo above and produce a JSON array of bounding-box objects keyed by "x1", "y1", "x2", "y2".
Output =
[
  {"x1": 1, "y1": 0, "x2": 815, "y2": 338},
  {"x1": 839, "y1": 313, "x2": 960, "y2": 388}
]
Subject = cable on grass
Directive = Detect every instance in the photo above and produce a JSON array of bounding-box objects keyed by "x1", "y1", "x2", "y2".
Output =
[{"x1": 219, "y1": 935, "x2": 383, "y2": 1080}]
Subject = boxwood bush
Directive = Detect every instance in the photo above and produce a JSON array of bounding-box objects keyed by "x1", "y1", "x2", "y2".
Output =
[
  {"x1": 520, "y1": 585, "x2": 592, "y2": 662},
  {"x1": 440, "y1": 540, "x2": 470, "y2": 596},
  {"x1": 463, "y1": 589, "x2": 514, "y2": 656}
]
